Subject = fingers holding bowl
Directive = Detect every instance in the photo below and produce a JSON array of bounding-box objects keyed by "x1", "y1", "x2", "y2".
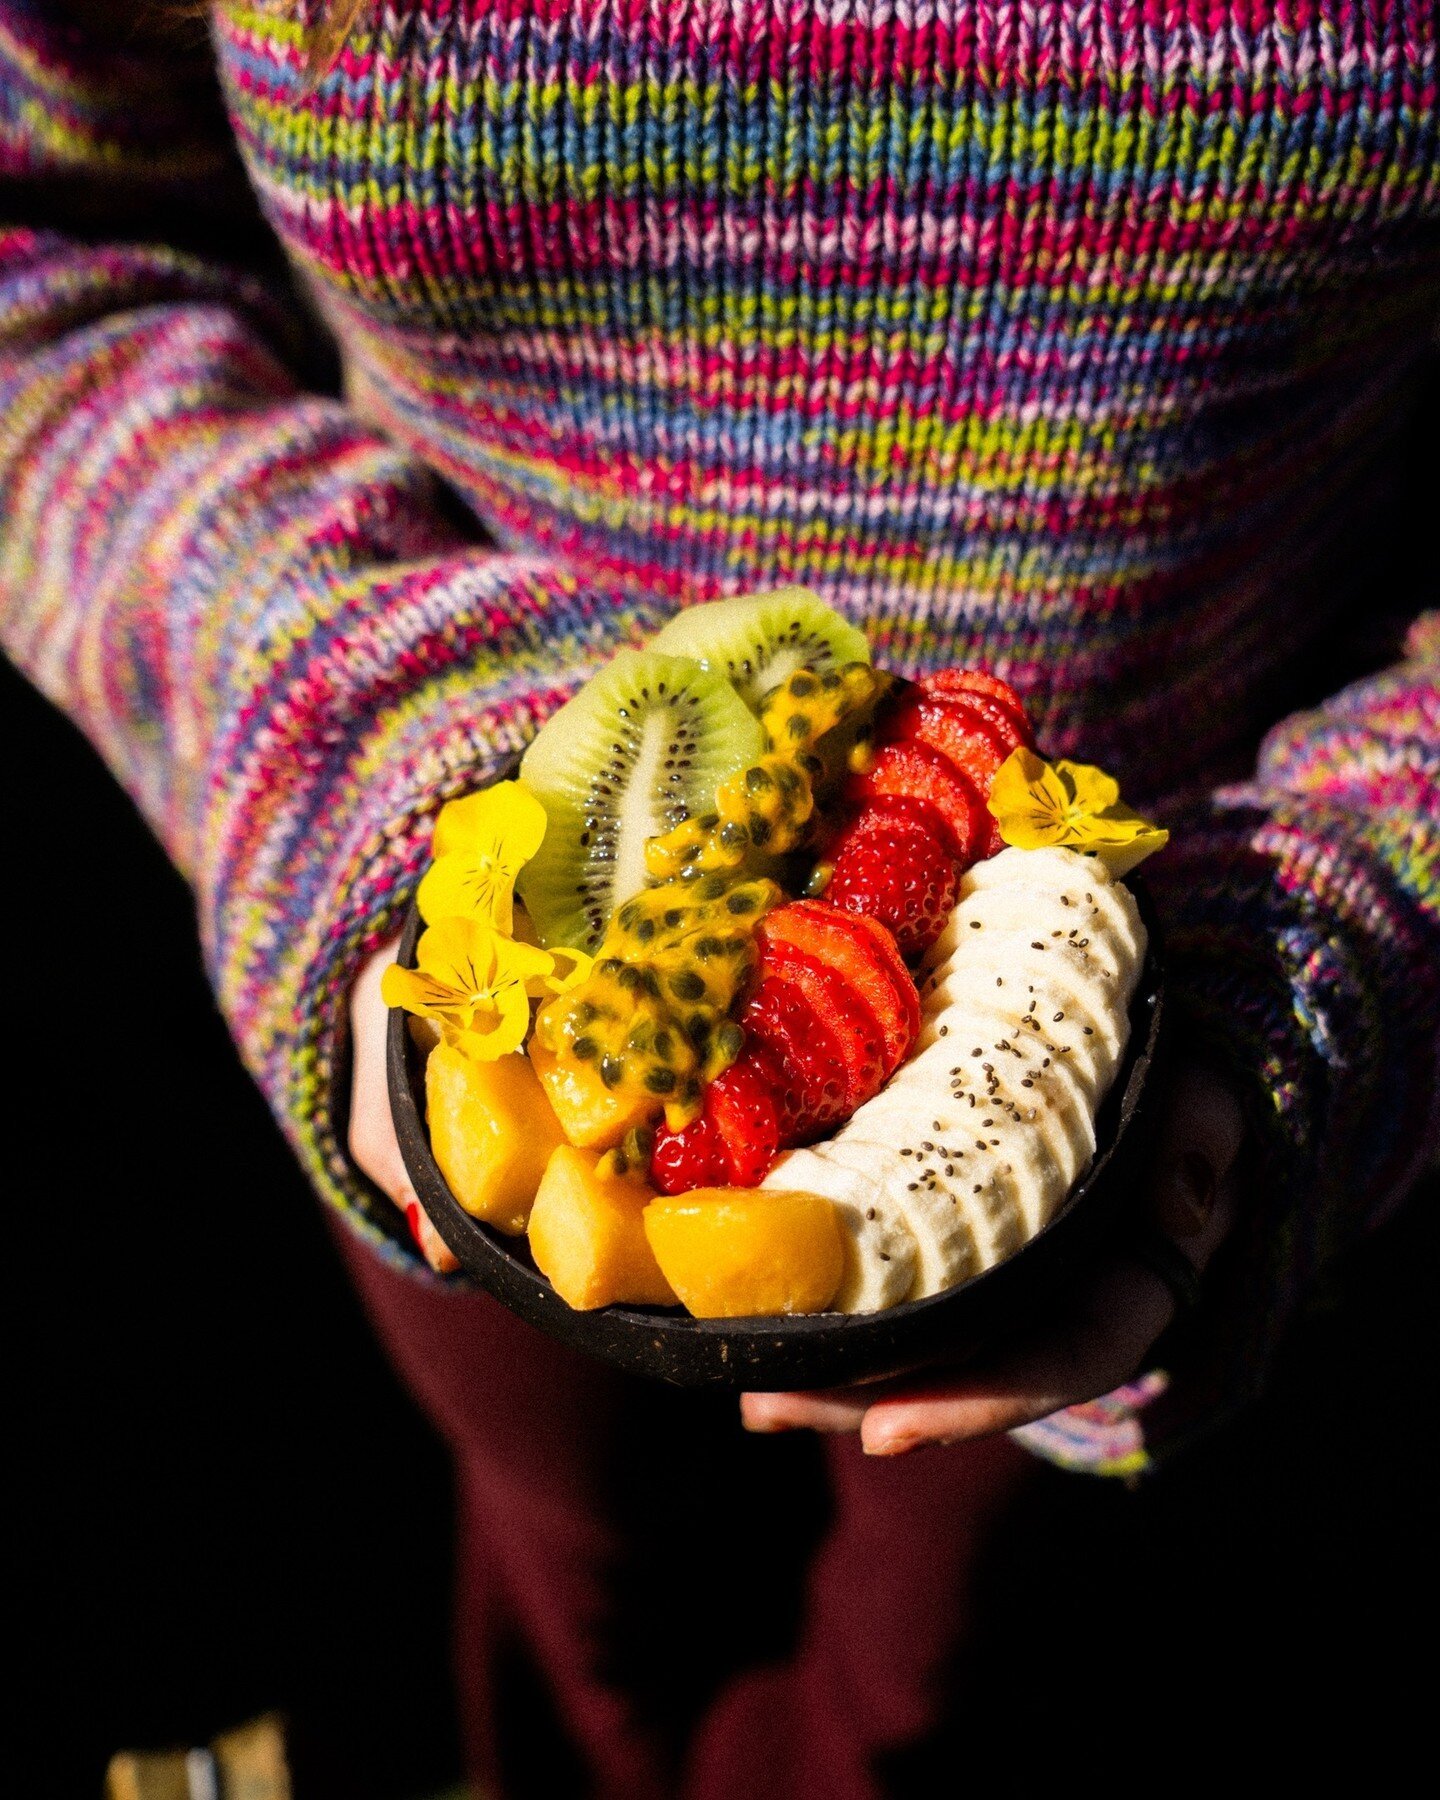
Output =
[{"x1": 742, "y1": 1056, "x2": 1250, "y2": 1456}]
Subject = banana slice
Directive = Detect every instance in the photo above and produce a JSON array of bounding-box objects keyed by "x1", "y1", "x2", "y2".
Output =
[
  {"x1": 760, "y1": 1146, "x2": 918, "y2": 1313},
  {"x1": 924, "y1": 848, "x2": 1144, "y2": 982},
  {"x1": 808, "y1": 1135, "x2": 986, "y2": 1299},
  {"x1": 854, "y1": 1039, "x2": 1082, "y2": 1240},
  {"x1": 916, "y1": 965, "x2": 1122, "y2": 1101},
  {"x1": 766, "y1": 846, "x2": 1145, "y2": 1314},
  {"x1": 926, "y1": 908, "x2": 1134, "y2": 994}
]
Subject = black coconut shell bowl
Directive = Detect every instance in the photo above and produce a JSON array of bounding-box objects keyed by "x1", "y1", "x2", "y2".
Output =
[{"x1": 388, "y1": 885, "x2": 1167, "y2": 1392}]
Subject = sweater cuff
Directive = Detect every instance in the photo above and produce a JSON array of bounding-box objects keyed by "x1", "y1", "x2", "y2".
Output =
[
  {"x1": 1016, "y1": 787, "x2": 1440, "y2": 1476},
  {"x1": 200, "y1": 553, "x2": 662, "y2": 1272}
]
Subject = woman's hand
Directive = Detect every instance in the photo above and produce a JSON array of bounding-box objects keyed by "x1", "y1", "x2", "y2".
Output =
[
  {"x1": 740, "y1": 1061, "x2": 1246, "y2": 1454},
  {"x1": 348, "y1": 934, "x2": 459, "y2": 1273}
]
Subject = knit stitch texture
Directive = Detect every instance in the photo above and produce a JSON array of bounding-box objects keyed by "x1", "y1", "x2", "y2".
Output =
[{"x1": 1, "y1": 0, "x2": 1437, "y2": 1474}]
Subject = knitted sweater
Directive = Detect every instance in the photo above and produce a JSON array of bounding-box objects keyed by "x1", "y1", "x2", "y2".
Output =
[{"x1": 2, "y1": 0, "x2": 1436, "y2": 1475}]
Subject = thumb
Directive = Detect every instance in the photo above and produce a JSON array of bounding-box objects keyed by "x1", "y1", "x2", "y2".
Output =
[{"x1": 348, "y1": 937, "x2": 459, "y2": 1275}]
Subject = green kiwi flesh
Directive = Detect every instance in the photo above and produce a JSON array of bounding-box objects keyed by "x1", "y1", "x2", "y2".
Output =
[
  {"x1": 648, "y1": 588, "x2": 870, "y2": 711},
  {"x1": 516, "y1": 650, "x2": 765, "y2": 952}
]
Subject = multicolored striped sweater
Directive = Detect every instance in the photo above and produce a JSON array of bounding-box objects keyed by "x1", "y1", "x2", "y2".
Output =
[{"x1": 1, "y1": 0, "x2": 1437, "y2": 1474}]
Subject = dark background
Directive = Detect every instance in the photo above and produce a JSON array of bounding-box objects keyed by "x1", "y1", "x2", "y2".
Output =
[{"x1": 6, "y1": 377, "x2": 1438, "y2": 1796}]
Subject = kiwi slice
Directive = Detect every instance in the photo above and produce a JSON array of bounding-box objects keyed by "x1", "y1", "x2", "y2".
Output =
[
  {"x1": 516, "y1": 651, "x2": 765, "y2": 952},
  {"x1": 648, "y1": 588, "x2": 871, "y2": 711}
]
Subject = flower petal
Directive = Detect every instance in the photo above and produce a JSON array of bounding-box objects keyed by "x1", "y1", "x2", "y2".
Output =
[
  {"x1": 985, "y1": 747, "x2": 1167, "y2": 873},
  {"x1": 1091, "y1": 825, "x2": 1170, "y2": 877},
  {"x1": 491, "y1": 934, "x2": 557, "y2": 987},
  {"x1": 414, "y1": 915, "x2": 501, "y2": 996},
  {"x1": 418, "y1": 851, "x2": 512, "y2": 930},
  {"x1": 538, "y1": 945, "x2": 595, "y2": 996},
  {"x1": 988, "y1": 746, "x2": 1072, "y2": 846},
  {"x1": 449, "y1": 984, "x2": 533, "y2": 1061},
  {"x1": 1054, "y1": 759, "x2": 1121, "y2": 812},
  {"x1": 433, "y1": 781, "x2": 547, "y2": 864},
  {"x1": 381, "y1": 962, "x2": 468, "y2": 1024}
]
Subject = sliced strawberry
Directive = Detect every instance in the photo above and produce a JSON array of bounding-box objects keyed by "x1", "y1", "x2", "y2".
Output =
[
  {"x1": 883, "y1": 691, "x2": 1004, "y2": 785},
  {"x1": 837, "y1": 793, "x2": 952, "y2": 846},
  {"x1": 740, "y1": 977, "x2": 850, "y2": 1138},
  {"x1": 845, "y1": 910, "x2": 923, "y2": 1041},
  {"x1": 827, "y1": 818, "x2": 960, "y2": 960},
  {"x1": 847, "y1": 740, "x2": 985, "y2": 863},
  {"x1": 650, "y1": 1108, "x2": 728, "y2": 1194},
  {"x1": 758, "y1": 937, "x2": 886, "y2": 1112},
  {"x1": 920, "y1": 668, "x2": 1032, "y2": 742},
  {"x1": 761, "y1": 901, "x2": 915, "y2": 1075},
  {"x1": 883, "y1": 694, "x2": 1017, "y2": 855},
  {"x1": 706, "y1": 1054, "x2": 783, "y2": 1186}
]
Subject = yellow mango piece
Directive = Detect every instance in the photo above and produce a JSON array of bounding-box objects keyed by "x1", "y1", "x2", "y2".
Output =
[
  {"x1": 528, "y1": 1043, "x2": 659, "y2": 1151},
  {"x1": 642, "y1": 1189, "x2": 844, "y2": 1319},
  {"x1": 528, "y1": 1146, "x2": 678, "y2": 1311},
  {"x1": 425, "y1": 1043, "x2": 566, "y2": 1235}
]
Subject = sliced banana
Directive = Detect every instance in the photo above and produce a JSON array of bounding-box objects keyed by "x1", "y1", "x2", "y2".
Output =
[
  {"x1": 768, "y1": 846, "x2": 1145, "y2": 1315},
  {"x1": 916, "y1": 966, "x2": 1122, "y2": 1101},
  {"x1": 852, "y1": 1040, "x2": 1082, "y2": 1241},
  {"x1": 808, "y1": 1135, "x2": 985, "y2": 1299},
  {"x1": 760, "y1": 1146, "x2": 918, "y2": 1313},
  {"x1": 924, "y1": 847, "x2": 1144, "y2": 981}
]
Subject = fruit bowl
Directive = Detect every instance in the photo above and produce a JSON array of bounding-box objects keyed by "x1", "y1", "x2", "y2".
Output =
[{"x1": 387, "y1": 890, "x2": 1166, "y2": 1393}]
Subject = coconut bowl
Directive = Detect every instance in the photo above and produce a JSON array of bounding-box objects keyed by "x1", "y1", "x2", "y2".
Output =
[{"x1": 386, "y1": 883, "x2": 1167, "y2": 1392}]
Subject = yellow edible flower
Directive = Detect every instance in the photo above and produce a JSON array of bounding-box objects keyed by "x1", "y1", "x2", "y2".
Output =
[
  {"x1": 417, "y1": 781, "x2": 548, "y2": 933},
  {"x1": 382, "y1": 917, "x2": 557, "y2": 1061},
  {"x1": 987, "y1": 747, "x2": 1169, "y2": 877}
]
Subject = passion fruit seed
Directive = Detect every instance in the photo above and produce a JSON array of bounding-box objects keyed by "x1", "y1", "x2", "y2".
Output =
[{"x1": 534, "y1": 875, "x2": 782, "y2": 1130}]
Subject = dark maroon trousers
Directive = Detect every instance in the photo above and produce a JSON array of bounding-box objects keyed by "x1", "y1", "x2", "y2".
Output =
[{"x1": 339, "y1": 1231, "x2": 1033, "y2": 1800}]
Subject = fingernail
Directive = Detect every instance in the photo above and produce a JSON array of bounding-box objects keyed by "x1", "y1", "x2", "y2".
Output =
[
  {"x1": 864, "y1": 1433, "x2": 918, "y2": 1457},
  {"x1": 404, "y1": 1200, "x2": 426, "y2": 1250},
  {"x1": 1156, "y1": 1150, "x2": 1216, "y2": 1238}
]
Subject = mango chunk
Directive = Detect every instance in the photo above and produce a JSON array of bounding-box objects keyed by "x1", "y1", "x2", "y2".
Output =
[
  {"x1": 528, "y1": 1146, "x2": 678, "y2": 1311},
  {"x1": 426, "y1": 1043, "x2": 565, "y2": 1235},
  {"x1": 642, "y1": 1189, "x2": 844, "y2": 1319},
  {"x1": 529, "y1": 1044, "x2": 660, "y2": 1151}
]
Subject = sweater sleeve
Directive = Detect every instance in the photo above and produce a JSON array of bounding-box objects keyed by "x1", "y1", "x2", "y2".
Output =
[
  {"x1": 0, "y1": 4, "x2": 654, "y2": 1267},
  {"x1": 1017, "y1": 610, "x2": 1440, "y2": 1474}
]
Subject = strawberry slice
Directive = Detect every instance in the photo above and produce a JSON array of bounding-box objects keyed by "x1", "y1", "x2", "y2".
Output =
[
  {"x1": 758, "y1": 937, "x2": 887, "y2": 1112},
  {"x1": 845, "y1": 909, "x2": 923, "y2": 1042},
  {"x1": 882, "y1": 694, "x2": 1016, "y2": 854},
  {"x1": 761, "y1": 901, "x2": 916, "y2": 1074},
  {"x1": 827, "y1": 817, "x2": 960, "y2": 961},
  {"x1": 883, "y1": 691, "x2": 1006, "y2": 787},
  {"x1": 740, "y1": 977, "x2": 850, "y2": 1138},
  {"x1": 650, "y1": 1108, "x2": 728, "y2": 1194},
  {"x1": 706, "y1": 1054, "x2": 783, "y2": 1186},
  {"x1": 847, "y1": 740, "x2": 986, "y2": 863},
  {"x1": 836, "y1": 793, "x2": 952, "y2": 846},
  {"x1": 919, "y1": 669, "x2": 1032, "y2": 742}
]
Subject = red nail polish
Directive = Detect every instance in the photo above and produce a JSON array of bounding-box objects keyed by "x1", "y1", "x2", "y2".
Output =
[{"x1": 405, "y1": 1201, "x2": 425, "y2": 1249}]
